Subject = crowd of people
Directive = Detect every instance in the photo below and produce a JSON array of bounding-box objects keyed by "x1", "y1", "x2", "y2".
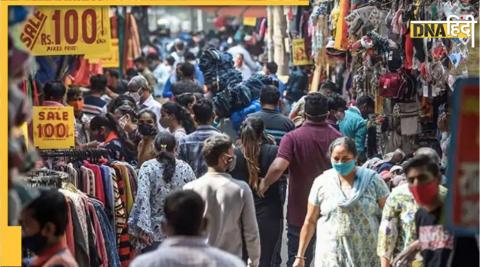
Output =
[{"x1": 16, "y1": 35, "x2": 478, "y2": 267}]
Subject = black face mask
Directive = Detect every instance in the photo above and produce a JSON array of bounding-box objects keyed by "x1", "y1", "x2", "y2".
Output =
[
  {"x1": 138, "y1": 124, "x2": 158, "y2": 136},
  {"x1": 22, "y1": 232, "x2": 48, "y2": 255}
]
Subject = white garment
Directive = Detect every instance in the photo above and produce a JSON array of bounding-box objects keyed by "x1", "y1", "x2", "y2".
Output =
[
  {"x1": 130, "y1": 236, "x2": 246, "y2": 267},
  {"x1": 153, "y1": 63, "x2": 173, "y2": 97},
  {"x1": 228, "y1": 45, "x2": 258, "y2": 72},
  {"x1": 183, "y1": 172, "x2": 261, "y2": 266},
  {"x1": 236, "y1": 65, "x2": 253, "y2": 81}
]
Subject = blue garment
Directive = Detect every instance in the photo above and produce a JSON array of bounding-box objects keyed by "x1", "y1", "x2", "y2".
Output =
[
  {"x1": 162, "y1": 75, "x2": 175, "y2": 98},
  {"x1": 195, "y1": 65, "x2": 205, "y2": 87},
  {"x1": 230, "y1": 100, "x2": 261, "y2": 132},
  {"x1": 269, "y1": 74, "x2": 286, "y2": 97},
  {"x1": 100, "y1": 166, "x2": 114, "y2": 225},
  {"x1": 338, "y1": 107, "x2": 367, "y2": 155},
  {"x1": 178, "y1": 125, "x2": 221, "y2": 177},
  {"x1": 91, "y1": 198, "x2": 121, "y2": 267}
]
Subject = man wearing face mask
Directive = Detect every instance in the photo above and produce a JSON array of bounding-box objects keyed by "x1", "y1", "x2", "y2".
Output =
[
  {"x1": 21, "y1": 189, "x2": 78, "y2": 267},
  {"x1": 184, "y1": 134, "x2": 261, "y2": 267},
  {"x1": 338, "y1": 95, "x2": 375, "y2": 164},
  {"x1": 127, "y1": 75, "x2": 163, "y2": 130},
  {"x1": 66, "y1": 87, "x2": 91, "y2": 147},
  {"x1": 326, "y1": 95, "x2": 347, "y2": 131}
]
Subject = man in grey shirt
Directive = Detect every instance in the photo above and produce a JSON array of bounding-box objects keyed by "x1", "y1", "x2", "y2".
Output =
[
  {"x1": 130, "y1": 190, "x2": 245, "y2": 267},
  {"x1": 184, "y1": 134, "x2": 261, "y2": 267}
]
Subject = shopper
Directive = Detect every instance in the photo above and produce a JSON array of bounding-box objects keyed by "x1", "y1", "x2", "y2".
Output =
[
  {"x1": 89, "y1": 114, "x2": 135, "y2": 163},
  {"x1": 83, "y1": 74, "x2": 108, "y2": 119},
  {"x1": 326, "y1": 95, "x2": 347, "y2": 131},
  {"x1": 184, "y1": 134, "x2": 260, "y2": 266},
  {"x1": 258, "y1": 92, "x2": 342, "y2": 267},
  {"x1": 127, "y1": 75, "x2": 162, "y2": 129},
  {"x1": 377, "y1": 147, "x2": 448, "y2": 267},
  {"x1": 66, "y1": 87, "x2": 90, "y2": 146},
  {"x1": 128, "y1": 131, "x2": 195, "y2": 253},
  {"x1": 130, "y1": 190, "x2": 245, "y2": 267},
  {"x1": 338, "y1": 95, "x2": 375, "y2": 163},
  {"x1": 134, "y1": 56, "x2": 157, "y2": 88},
  {"x1": 41, "y1": 80, "x2": 66, "y2": 107},
  {"x1": 248, "y1": 85, "x2": 295, "y2": 145},
  {"x1": 263, "y1": 62, "x2": 286, "y2": 96},
  {"x1": 171, "y1": 62, "x2": 204, "y2": 97},
  {"x1": 293, "y1": 137, "x2": 389, "y2": 267},
  {"x1": 160, "y1": 101, "x2": 196, "y2": 140},
  {"x1": 105, "y1": 69, "x2": 128, "y2": 95},
  {"x1": 137, "y1": 110, "x2": 159, "y2": 167},
  {"x1": 230, "y1": 117, "x2": 283, "y2": 267},
  {"x1": 21, "y1": 189, "x2": 78, "y2": 267},
  {"x1": 178, "y1": 99, "x2": 220, "y2": 177},
  {"x1": 235, "y1": 53, "x2": 252, "y2": 81}
]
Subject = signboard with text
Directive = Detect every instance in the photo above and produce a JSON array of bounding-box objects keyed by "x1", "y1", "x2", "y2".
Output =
[
  {"x1": 20, "y1": 7, "x2": 111, "y2": 56},
  {"x1": 292, "y1": 39, "x2": 311, "y2": 66},
  {"x1": 446, "y1": 78, "x2": 479, "y2": 235},
  {"x1": 32, "y1": 106, "x2": 75, "y2": 149}
]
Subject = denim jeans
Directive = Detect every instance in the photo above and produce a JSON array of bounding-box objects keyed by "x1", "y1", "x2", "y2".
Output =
[{"x1": 287, "y1": 224, "x2": 315, "y2": 267}]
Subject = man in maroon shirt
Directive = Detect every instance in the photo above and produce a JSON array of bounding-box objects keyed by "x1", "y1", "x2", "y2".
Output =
[{"x1": 258, "y1": 92, "x2": 342, "y2": 267}]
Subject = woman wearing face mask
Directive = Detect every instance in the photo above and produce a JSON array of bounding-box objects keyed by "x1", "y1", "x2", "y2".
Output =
[
  {"x1": 137, "y1": 110, "x2": 159, "y2": 167},
  {"x1": 229, "y1": 117, "x2": 283, "y2": 267},
  {"x1": 293, "y1": 137, "x2": 389, "y2": 267},
  {"x1": 160, "y1": 101, "x2": 196, "y2": 141},
  {"x1": 128, "y1": 131, "x2": 196, "y2": 253},
  {"x1": 89, "y1": 114, "x2": 136, "y2": 164}
]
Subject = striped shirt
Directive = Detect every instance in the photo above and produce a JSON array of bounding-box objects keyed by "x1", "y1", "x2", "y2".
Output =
[{"x1": 248, "y1": 108, "x2": 295, "y2": 145}]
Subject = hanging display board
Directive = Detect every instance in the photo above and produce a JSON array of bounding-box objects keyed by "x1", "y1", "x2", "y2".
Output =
[
  {"x1": 20, "y1": 7, "x2": 111, "y2": 56},
  {"x1": 32, "y1": 106, "x2": 75, "y2": 149}
]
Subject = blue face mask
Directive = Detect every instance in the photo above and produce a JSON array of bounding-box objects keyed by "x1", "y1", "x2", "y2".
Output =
[{"x1": 332, "y1": 159, "x2": 356, "y2": 176}]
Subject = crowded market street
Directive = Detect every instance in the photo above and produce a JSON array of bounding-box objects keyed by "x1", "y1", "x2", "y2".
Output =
[{"x1": 7, "y1": 4, "x2": 479, "y2": 267}]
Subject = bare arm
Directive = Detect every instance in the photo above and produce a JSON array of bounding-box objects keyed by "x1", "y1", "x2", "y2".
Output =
[
  {"x1": 294, "y1": 203, "x2": 321, "y2": 266},
  {"x1": 378, "y1": 197, "x2": 387, "y2": 209},
  {"x1": 258, "y1": 157, "x2": 289, "y2": 197},
  {"x1": 381, "y1": 256, "x2": 391, "y2": 267}
]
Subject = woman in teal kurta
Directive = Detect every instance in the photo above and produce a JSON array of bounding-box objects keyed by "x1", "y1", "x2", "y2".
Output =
[{"x1": 293, "y1": 137, "x2": 389, "y2": 267}]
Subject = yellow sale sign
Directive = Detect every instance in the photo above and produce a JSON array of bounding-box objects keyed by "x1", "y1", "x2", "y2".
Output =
[
  {"x1": 20, "y1": 7, "x2": 111, "y2": 56},
  {"x1": 32, "y1": 106, "x2": 75, "y2": 149},
  {"x1": 243, "y1": 17, "x2": 257, "y2": 26},
  {"x1": 86, "y1": 38, "x2": 119, "y2": 68}
]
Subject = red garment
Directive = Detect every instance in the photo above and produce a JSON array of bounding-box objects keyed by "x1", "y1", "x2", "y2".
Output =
[
  {"x1": 405, "y1": 33, "x2": 414, "y2": 70},
  {"x1": 111, "y1": 165, "x2": 132, "y2": 266},
  {"x1": 42, "y1": 100, "x2": 64, "y2": 107},
  {"x1": 30, "y1": 240, "x2": 77, "y2": 267},
  {"x1": 70, "y1": 57, "x2": 103, "y2": 87},
  {"x1": 87, "y1": 201, "x2": 108, "y2": 267},
  {"x1": 83, "y1": 162, "x2": 106, "y2": 206},
  {"x1": 65, "y1": 199, "x2": 76, "y2": 257}
]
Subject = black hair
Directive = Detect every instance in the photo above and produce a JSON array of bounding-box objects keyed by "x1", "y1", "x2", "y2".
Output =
[
  {"x1": 108, "y1": 94, "x2": 137, "y2": 113},
  {"x1": 164, "y1": 190, "x2": 205, "y2": 236},
  {"x1": 185, "y1": 52, "x2": 196, "y2": 62},
  {"x1": 203, "y1": 134, "x2": 232, "y2": 167},
  {"x1": 134, "y1": 56, "x2": 147, "y2": 64},
  {"x1": 90, "y1": 113, "x2": 118, "y2": 133},
  {"x1": 175, "y1": 41, "x2": 185, "y2": 51},
  {"x1": 66, "y1": 87, "x2": 83, "y2": 101},
  {"x1": 162, "y1": 102, "x2": 196, "y2": 134},
  {"x1": 25, "y1": 189, "x2": 68, "y2": 236},
  {"x1": 265, "y1": 62, "x2": 278, "y2": 74},
  {"x1": 154, "y1": 131, "x2": 177, "y2": 183},
  {"x1": 90, "y1": 74, "x2": 107, "y2": 93},
  {"x1": 356, "y1": 95, "x2": 375, "y2": 109},
  {"x1": 319, "y1": 81, "x2": 338, "y2": 94},
  {"x1": 106, "y1": 69, "x2": 120, "y2": 79},
  {"x1": 176, "y1": 93, "x2": 196, "y2": 110},
  {"x1": 328, "y1": 136, "x2": 358, "y2": 158},
  {"x1": 126, "y1": 68, "x2": 139, "y2": 81},
  {"x1": 403, "y1": 154, "x2": 441, "y2": 178},
  {"x1": 114, "y1": 104, "x2": 138, "y2": 123},
  {"x1": 43, "y1": 81, "x2": 66, "y2": 101},
  {"x1": 240, "y1": 117, "x2": 264, "y2": 188},
  {"x1": 327, "y1": 95, "x2": 347, "y2": 111},
  {"x1": 304, "y1": 92, "x2": 329, "y2": 122},
  {"x1": 147, "y1": 53, "x2": 160, "y2": 62},
  {"x1": 192, "y1": 98, "x2": 214, "y2": 125},
  {"x1": 166, "y1": 56, "x2": 176, "y2": 66},
  {"x1": 138, "y1": 109, "x2": 158, "y2": 124},
  {"x1": 179, "y1": 62, "x2": 196, "y2": 78},
  {"x1": 260, "y1": 85, "x2": 280, "y2": 105}
]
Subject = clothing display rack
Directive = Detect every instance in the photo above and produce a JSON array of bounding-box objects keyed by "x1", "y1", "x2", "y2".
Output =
[{"x1": 38, "y1": 149, "x2": 110, "y2": 161}]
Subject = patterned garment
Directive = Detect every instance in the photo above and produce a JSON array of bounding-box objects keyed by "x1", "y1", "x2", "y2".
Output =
[
  {"x1": 178, "y1": 125, "x2": 221, "y2": 177},
  {"x1": 377, "y1": 184, "x2": 448, "y2": 262},
  {"x1": 308, "y1": 168, "x2": 390, "y2": 267},
  {"x1": 128, "y1": 159, "x2": 196, "y2": 251}
]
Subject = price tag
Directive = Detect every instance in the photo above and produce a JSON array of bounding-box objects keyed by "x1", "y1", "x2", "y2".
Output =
[
  {"x1": 32, "y1": 106, "x2": 75, "y2": 149},
  {"x1": 20, "y1": 7, "x2": 111, "y2": 56}
]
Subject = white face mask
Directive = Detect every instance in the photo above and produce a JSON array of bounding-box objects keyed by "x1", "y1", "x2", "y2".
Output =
[{"x1": 128, "y1": 90, "x2": 141, "y2": 103}]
